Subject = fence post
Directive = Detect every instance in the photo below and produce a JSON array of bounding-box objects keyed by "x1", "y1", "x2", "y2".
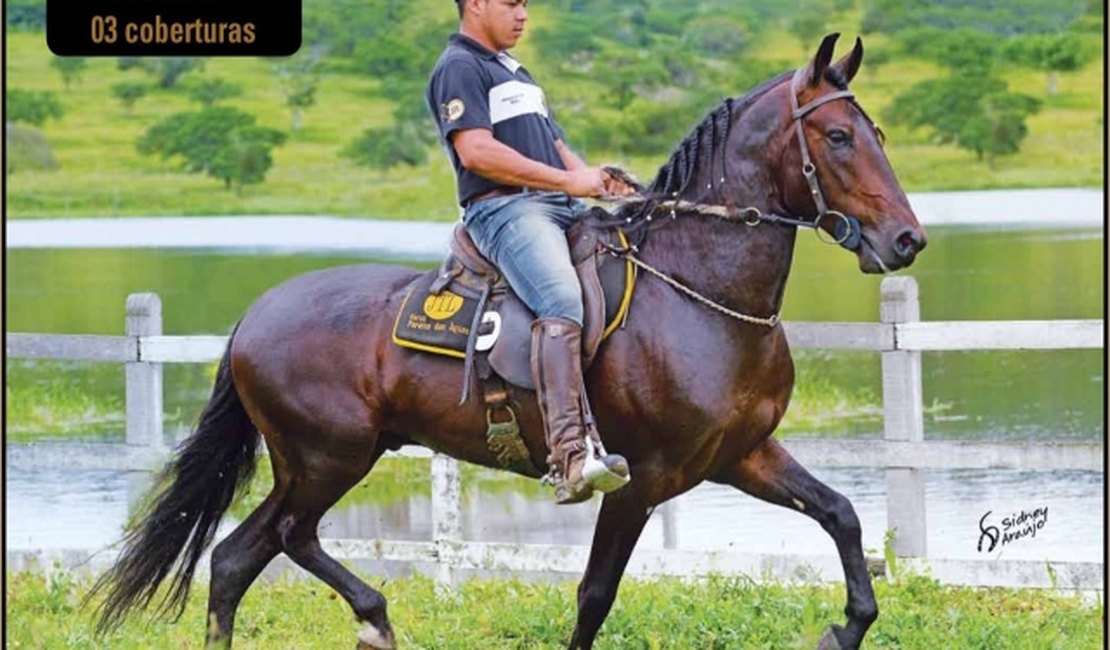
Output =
[
  {"x1": 659, "y1": 500, "x2": 678, "y2": 550},
  {"x1": 431, "y1": 453, "x2": 462, "y2": 593},
  {"x1": 126, "y1": 293, "x2": 164, "y2": 449},
  {"x1": 880, "y1": 277, "x2": 927, "y2": 557}
]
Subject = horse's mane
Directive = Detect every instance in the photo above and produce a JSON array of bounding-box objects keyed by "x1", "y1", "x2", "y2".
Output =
[
  {"x1": 593, "y1": 68, "x2": 850, "y2": 238},
  {"x1": 647, "y1": 70, "x2": 794, "y2": 199}
]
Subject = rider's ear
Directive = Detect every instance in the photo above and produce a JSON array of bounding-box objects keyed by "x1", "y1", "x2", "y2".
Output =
[
  {"x1": 831, "y1": 37, "x2": 864, "y2": 85},
  {"x1": 804, "y1": 33, "x2": 840, "y2": 87}
]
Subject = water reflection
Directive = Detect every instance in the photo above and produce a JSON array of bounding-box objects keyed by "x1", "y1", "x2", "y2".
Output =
[{"x1": 8, "y1": 465, "x2": 1102, "y2": 566}]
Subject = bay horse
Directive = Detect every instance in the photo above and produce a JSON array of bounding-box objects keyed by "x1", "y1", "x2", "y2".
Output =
[{"x1": 90, "y1": 34, "x2": 925, "y2": 650}]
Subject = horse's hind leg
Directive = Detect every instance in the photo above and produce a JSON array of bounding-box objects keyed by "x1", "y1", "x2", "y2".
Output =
[
  {"x1": 275, "y1": 443, "x2": 397, "y2": 650},
  {"x1": 714, "y1": 437, "x2": 878, "y2": 650},
  {"x1": 206, "y1": 487, "x2": 286, "y2": 648}
]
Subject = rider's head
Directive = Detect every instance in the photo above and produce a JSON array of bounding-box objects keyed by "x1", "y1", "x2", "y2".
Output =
[{"x1": 457, "y1": 0, "x2": 528, "y2": 52}]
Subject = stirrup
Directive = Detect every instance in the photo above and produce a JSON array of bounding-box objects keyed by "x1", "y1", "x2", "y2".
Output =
[{"x1": 582, "y1": 436, "x2": 630, "y2": 493}]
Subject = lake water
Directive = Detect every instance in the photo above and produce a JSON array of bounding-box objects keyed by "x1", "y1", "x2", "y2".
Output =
[{"x1": 4, "y1": 222, "x2": 1105, "y2": 570}]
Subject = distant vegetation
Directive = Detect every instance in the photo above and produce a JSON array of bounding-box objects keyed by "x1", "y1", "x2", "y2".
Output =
[{"x1": 4, "y1": 0, "x2": 1103, "y2": 218}]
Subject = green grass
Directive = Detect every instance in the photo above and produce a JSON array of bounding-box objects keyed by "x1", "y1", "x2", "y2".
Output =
[
  {"x1": 4, "y1": 21, "x2": 1103, "y2": 221},
  {"x1": 6, "y1": 570, "x2": 1102, "y2": 648},
  {"x1": 4, "y1": 379, "x2": 124, "y2": 442}
]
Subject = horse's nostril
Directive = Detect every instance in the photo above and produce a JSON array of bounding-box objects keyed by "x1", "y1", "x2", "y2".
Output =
[{"x1": 895, "y1": 230, "x2": 921, "y2": 258}]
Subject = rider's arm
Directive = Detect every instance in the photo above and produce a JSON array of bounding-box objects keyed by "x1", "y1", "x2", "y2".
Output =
[
  {"x1": 452, "y1": 128, "x2": 605, "y2": 197},
  {"x1": 554, "y1": 139, "x2": 588, "y2": 172}
]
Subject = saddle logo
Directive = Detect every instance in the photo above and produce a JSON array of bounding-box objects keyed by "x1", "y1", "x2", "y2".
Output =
[{"x1": 423, "y1": 292, "x2": 464, "y2": 320}]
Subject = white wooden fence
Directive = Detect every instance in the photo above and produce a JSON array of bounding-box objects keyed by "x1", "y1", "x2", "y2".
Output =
[{"x1": 6, "y1": 277, "x2": 1104, "y2": 591}]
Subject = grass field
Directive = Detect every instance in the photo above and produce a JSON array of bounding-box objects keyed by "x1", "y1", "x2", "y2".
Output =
[
  {"x1": 4, "y1": 20, "x2": 1103, "y2": 221},
  {"x1": 6, "y1": 570, "x2": 1103, "y2": 649}
]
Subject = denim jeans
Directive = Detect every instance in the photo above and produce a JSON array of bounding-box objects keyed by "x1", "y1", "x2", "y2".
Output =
[{"x1": 462, "y1": 191, "x2": 591, "y2": 325}]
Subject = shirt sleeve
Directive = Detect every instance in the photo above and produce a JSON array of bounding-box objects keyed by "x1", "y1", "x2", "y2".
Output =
[
  {"x1": 427, "y1": 57, "x2": 491, "y2": 141},
  {"x1": 547, "y1": 112, "x2": 567, "y2": 143}
]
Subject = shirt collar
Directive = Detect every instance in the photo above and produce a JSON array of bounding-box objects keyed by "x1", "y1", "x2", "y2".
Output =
[{"x1": 450, "y1": 32, "x2": 499, "y2": 60}]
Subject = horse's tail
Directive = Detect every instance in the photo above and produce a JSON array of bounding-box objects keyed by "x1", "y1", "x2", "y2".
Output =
[{"x1": 88, "y1": 322, "x2": 259, "y2": 633}]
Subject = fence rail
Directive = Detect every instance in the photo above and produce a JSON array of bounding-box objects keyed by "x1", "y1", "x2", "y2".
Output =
[{"x1": 6, "y1": 277, "x2": 1104, "y2": 591}]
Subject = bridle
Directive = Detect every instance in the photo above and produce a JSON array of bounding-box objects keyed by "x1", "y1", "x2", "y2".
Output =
[
  {"x1": 609, "y1": 68, "x2": 872, "y2": 252},
  {"x1": 599, "y1": 69, "x2": 888, "y2": 327},
  {"x1": 787, "y1": 67, "x2": 863, "y2": 251}
]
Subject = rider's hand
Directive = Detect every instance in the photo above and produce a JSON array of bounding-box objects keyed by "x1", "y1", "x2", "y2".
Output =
[
  {"x1": 563, "y1": 168, "x2": 608, "y2": 198},
  {"x1": 602, "y1": 170, "x2": 637, "y2": 198}
]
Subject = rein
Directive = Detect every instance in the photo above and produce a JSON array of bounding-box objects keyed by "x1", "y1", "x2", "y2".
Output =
[{"x1": 598, "y1": 73, "x2": 872, "y2": 328}]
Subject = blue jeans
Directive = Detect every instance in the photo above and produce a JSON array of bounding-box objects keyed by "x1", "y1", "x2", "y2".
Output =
[{"x1": 463, "y1": 191, "x2": 591, "y2": 325}]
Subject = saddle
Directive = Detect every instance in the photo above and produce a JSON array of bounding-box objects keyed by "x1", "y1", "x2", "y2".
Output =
[{"x1": 392, "y1": 216, "x2": 635, "y2": 473}]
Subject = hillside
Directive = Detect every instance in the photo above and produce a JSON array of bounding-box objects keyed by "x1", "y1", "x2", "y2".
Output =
[{"x1": 4, "y1": 0, "x2": 1104, "y2": 220}]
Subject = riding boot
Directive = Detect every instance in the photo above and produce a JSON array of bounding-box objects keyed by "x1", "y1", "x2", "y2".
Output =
[{"x1": 531, "y1": 317, "x2": 630, "y2": 505}]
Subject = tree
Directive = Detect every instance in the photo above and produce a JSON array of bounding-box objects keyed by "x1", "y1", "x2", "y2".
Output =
[
  {"x1": 7, "y1": 89, "x2": 65, "y2": 126},
  {"x1": 682, "y1": 17, "x2": 748, "y2": 59},
  {"x1": 6, "y1": 122, "x2": 59, "y2": 175},
  {"x1": 273, "y1": 46, "x2": 325, "y2": 131},
  {"x1": 50, "y1": 57, "x2": 87, "y2": 90},
  {"x1": 117, "y1": 57, "x2": 204, "y2": 87},
  {"x1": 341, "y1": 123, "x2": 428, "y2": 170},
  {"x1": 6, "y1": 0, "x2": 44, "y2": 30},
  {"x1": 1004, "y1": 34, "x2": 1095, "y2": 95},
  {"x1": 884, "y1": 70, "x2": 1041, "y2": 165},
  {"x1": 111, "y1": 82, "x2": 148, "y2": 112},
  {"x1": 957, "y1": 92, "x2": 1042, "y2": 163},
  {"x1": 138, "y1": 107, "x2": 286, "y2": 191},
  {"x1": 788, "y1": 0, "x2": 836, "y2": 49},
  {"x1": 131, "y1": 57, "x2": 204, "y2": 88},
  {"x1": 532, "y1": 16, "x2": 604, "y2": 68},
  {"x1": 895, "y1": 27, "x2": 1000, "y2": 71},
  {"x1": 187, "y1": 78, "x2": 243, "y2": 107},
  {"x1": 592, "y1": 50, "x2": 670, "y2": 110}
]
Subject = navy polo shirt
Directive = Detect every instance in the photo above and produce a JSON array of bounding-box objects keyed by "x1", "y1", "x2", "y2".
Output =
[{"x1": 426, "y1": 33, "x2": 568, "y2": 206}]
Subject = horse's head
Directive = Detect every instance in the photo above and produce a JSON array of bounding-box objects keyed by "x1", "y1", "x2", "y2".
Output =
[{"x1": 777, "y1": 34, "x2": 927, "y2": 273}]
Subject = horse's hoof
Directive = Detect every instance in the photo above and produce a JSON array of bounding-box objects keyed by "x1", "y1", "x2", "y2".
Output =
[
  {"x1": 358, "y1": 620, "x2": 397, "y2": 649},
  {"x1": 816, "y1": 625, "x2": 843, "y2": 650}
]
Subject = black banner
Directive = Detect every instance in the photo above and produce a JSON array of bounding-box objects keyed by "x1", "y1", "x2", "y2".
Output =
[{"x1": 46, "y1": 0, "x2": 300, "y2": 56}]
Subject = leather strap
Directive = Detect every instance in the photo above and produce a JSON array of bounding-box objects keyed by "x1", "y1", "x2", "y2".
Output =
[
  {"x1": 790, "y1": 68, "x2": 855, "y2": 218},
  {"x1": 464, "y1": 185, "x2": 527, "y2": 208}
]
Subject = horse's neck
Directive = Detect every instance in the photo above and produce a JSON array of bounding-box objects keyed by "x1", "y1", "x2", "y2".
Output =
[{"x1": 637, "y1": 214, "x2": 797, "y2": 320}]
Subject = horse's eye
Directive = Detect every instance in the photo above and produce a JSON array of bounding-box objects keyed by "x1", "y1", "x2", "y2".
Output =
[{"x1": 826, "y1": 128, "x2": 851, "y2": 146}]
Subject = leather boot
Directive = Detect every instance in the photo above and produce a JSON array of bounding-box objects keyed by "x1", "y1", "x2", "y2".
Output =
[{"x1": 531, "y1": 317, "x2": 630, "y2": 504}]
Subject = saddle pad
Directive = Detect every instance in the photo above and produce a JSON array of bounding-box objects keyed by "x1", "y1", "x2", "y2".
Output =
[{"x1": 391, "y1": 273, "x2": 480, "y2": 359}]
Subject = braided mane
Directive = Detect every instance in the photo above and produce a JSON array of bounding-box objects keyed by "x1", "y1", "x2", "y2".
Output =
[
  {"x1": 647, "y1": 71, "x2": 793, "y2": 199},
  {"x1": 592, "y1": 68, "x2": 850, "y2": 239},
  {"x1": 591, "y1": 70, "x2": 794, "y2": 236}
]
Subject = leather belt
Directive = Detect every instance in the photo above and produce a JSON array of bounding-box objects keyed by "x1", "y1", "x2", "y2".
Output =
[{"x1": 464, "y1": 185, "x2": 526, "y2": 208}]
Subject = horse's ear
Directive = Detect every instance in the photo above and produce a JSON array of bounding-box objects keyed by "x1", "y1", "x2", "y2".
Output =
[
  {"x1": 832, "y1": 36, "x2": 864, "y2": 85},
  {"x1": 805, "y1": 33, "x2": 840, "y2": 87}
]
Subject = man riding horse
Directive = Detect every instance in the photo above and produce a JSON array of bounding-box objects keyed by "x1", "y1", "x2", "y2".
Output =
[{"x1": 427, "y1": 0, "x2": 636, "y2": 503}]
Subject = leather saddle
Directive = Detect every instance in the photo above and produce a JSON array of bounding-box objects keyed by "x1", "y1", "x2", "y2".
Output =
[
  {"x1": 391, "y1": 216, "x2": 633, "y2": 474},
  {"x1": 393, "y1": 218, "x2": 633, "y2": 393}
]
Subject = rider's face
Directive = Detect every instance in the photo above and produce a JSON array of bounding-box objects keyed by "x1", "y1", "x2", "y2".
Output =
[{"x1": 475, "y1": 0, "x2": 528, "y2": 51}]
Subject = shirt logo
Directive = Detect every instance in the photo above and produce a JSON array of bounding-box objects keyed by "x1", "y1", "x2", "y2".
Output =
[
  {"x1": 441, "y1": 98, "x2": 466, "y2": 122},
  {"x1": 488, "y1": 81, "x2": 548, "y2": 125}
]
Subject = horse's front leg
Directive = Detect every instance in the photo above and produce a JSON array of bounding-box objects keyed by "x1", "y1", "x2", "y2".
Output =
[
  {"x1": 567, "y1": 488, "x2": 652, "y2": 650},
  {"x1": 712, "y1": 436, "x2": 878, "y2": 650}
]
